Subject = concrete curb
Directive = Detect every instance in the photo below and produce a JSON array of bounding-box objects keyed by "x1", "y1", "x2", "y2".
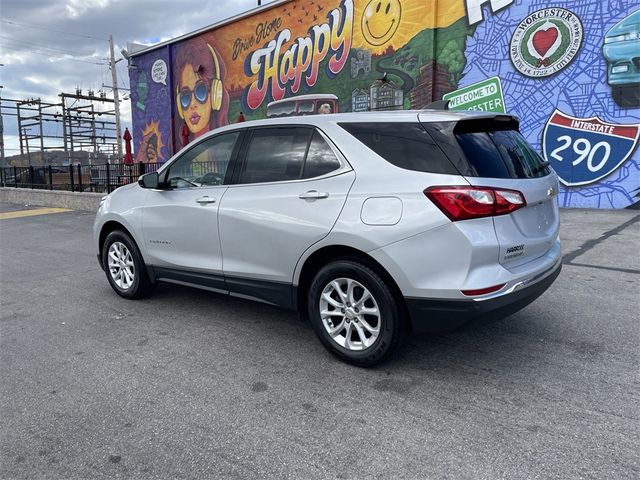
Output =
[{"x1": 0, "y1": 187, "x2": 103, "y2": 212}]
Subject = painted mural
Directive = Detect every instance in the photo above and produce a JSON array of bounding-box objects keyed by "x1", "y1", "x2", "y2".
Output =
[
  {"x1": 130, "y1": 47, "x2": 172, "y2": 164},
  {"x1": 129, "y1": 0, "x2": 640, "y2": 209},
  {"x1": 459, "y1": 0, "x2": 640, "y2": 209}
]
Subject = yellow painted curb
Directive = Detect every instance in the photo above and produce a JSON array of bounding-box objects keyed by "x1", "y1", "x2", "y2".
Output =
[{"x1": 0, "y1": 207, "x2": 73, "y2": 220}]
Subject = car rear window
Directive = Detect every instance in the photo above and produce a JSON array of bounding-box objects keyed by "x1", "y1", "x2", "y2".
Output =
[
  {"x1": 338, "y1": 122, "x2": 459, "y2": 175},
  {"x1": 423, "y1": 120, "x2": 551, "y2": 179}
]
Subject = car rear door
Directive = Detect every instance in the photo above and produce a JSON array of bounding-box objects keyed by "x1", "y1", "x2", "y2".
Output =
[
  {"x1": 218, "y1": 126, "x2": 355, "y2": 305},
  {"x1": 469, "y1": 175, "x2": 559, "y2": 268},
  {"x1": 421, "y1": 115, "x2": 560, "y2": 268}
]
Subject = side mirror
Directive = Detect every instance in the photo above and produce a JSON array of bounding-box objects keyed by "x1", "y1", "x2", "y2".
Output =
[{"x1": 138, "y1": 172, "x2": 159, "y2": 189}]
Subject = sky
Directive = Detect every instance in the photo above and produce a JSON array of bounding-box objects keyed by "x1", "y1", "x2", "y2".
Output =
[{"x1": 0, "y1": 0, "x2": 273, "y2": 159}]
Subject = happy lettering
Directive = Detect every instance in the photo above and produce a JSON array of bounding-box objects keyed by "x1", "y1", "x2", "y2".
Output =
[{"x1": 244, "y1": 0, "x2": 353, "y2": 111}]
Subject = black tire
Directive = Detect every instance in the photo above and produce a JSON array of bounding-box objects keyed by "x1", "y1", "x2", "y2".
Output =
[
  {"x1": 102, "y1": 230, "x2": 153, "y2": 299},
  {"x1": 612, "y1": 84, "x2": 640, "y2": 108},
  {"x1": 307, "y1": 259, "x2": 404, "y2": 367}
]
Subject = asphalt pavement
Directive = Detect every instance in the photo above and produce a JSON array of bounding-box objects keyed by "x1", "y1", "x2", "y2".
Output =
[{"x1": 0, "y1": 203, "x2": 638, "y2": 479}]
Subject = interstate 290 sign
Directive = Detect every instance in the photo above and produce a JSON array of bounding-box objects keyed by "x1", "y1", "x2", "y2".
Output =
[{"x1": 543, "y1": 110, "x2": 640, "y2": 187}]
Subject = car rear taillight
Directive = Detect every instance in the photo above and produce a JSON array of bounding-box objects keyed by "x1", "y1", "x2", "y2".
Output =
[{"x1": 424, "y1": 186, "x2": 526, "y2": 221}]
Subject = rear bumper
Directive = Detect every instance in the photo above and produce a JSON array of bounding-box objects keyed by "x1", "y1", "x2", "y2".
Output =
[{"x1": 405, "y1": 259, "x2": 561, "y2": 333}]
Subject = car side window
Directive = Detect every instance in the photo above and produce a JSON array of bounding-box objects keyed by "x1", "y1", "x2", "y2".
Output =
[
  {"x1": 339, "y1": 122, "x2": 459, "y2": 175},
  {"x1": 238, "y1": 127, "x2": 311, "y2": 184},
  {"x1": 166, "y1": 132, "x2": 240, "y2": 188},
  {"x1": 302, "y1": 131, "x2": 342, "y2": 178}
]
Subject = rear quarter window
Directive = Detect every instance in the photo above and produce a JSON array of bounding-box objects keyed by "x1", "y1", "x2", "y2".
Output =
[
  {"x1": 338, "y1": 122, "x2": 459, "y2": 175},
  {"x1": 302, "y1": 131, "x2": 342, "y2": 179}
]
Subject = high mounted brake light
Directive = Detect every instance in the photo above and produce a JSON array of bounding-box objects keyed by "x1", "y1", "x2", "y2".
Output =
[{"x1": 424, "y1": 186, "x2": 526, "y2": 221}]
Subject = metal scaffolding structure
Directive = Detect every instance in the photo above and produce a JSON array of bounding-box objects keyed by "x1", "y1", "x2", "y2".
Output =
[
  {"x1": 0, "y1": 89, "x2": 120, "y2": 166},
  {"x1": 60, "y1": 90, "x2": 119, "y2": 164},
  {"x1": 16, "y1": 98, "x2": 64, "y2": 165}
]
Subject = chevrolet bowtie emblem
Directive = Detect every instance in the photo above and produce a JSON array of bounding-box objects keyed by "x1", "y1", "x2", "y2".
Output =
[{"x1": 547, "y1": 187, "x2": 556, "y2": 197}]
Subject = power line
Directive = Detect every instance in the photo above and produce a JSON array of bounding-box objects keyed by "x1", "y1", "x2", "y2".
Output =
[
  {"x1": 0, "y1": 43, "x2": 106, "y2": 65},
  {"x1": 0, "y1": 43, "x2": 107, "y2": 65},
  {"x1": 0, "y1": 34, "x2": 95, "y2": 58},
  {"x1": 0, "y1": 19, "x2": 106, "y2": 41}
]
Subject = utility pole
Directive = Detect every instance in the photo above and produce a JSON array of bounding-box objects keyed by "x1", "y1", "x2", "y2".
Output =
[
  {"x1": 22, "y1": 127, "x2": 31, "y2": 166},
  {"x1": 16, "y1": 102, "x2": 23, "y2": 156},
  {"x1": 0, "y1": 65, "x2": 4, "y2": 166},
  {"x1": 109, "y1": 34, "x2": 123, "y2": 163},
  {"x1": 0, "y1": 90, "x2": 5, "y2": 166},
  {"x1": 61, "y1": 97, "x2": 69, "y2": 164}
]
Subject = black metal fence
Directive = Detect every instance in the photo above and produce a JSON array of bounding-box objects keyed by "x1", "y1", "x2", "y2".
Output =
[{"x1": 0, "y1": 162, "x2": 162, "y2": 193}]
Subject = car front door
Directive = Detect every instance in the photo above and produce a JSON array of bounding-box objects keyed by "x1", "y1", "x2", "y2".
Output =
[
  {"x1": 218, "y1": 126, "x2": 355, "y2": 306},
  {"x1": 141, "y1": 131, "x2": 243, "y2": 286}
]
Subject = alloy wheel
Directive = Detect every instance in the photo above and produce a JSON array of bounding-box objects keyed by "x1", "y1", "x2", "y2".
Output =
[
  {"x1": 107, "y1": 241, "x2": 135, "y2": 290},
  {"x1": 319, "y1": 277, "x2": 381, "y2": 351}
]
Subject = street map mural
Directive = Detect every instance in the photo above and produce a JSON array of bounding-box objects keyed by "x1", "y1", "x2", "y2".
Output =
[{"x1": 129, "y1": 0, "x2": 640, "y2": 209}]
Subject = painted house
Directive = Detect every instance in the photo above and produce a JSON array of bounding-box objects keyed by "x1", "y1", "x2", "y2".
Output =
[
  {"x1": 351, "y1": 88, "x2": 370, "y2": 112},
  {"x1": 369, "y1": 76, "x2": 403, "y2": 111}
]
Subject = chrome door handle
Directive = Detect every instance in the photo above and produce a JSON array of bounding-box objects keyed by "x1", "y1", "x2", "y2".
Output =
[
  {"x1": 195, "y1": 196, "x2": 217, "y2": 204},
  {"x1": 299, "y1": 190, "x2": 329, "y2": 200}
]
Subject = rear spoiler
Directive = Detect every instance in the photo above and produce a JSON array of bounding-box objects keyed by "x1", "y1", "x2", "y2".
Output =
[
  {"x1": 424, "y1": 99, "x2": 450, "y2": 110},
  {"x1": 422, "y1": 101, "x2": 520, "y2": 131},
  {"x1": 453, "y1": 115, "x2": 520, "y2": 133}
]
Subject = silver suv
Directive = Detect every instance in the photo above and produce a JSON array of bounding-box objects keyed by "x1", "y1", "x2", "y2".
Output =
[{"x1": 94, "y1": 111, "x2": 561, "y2": 366}]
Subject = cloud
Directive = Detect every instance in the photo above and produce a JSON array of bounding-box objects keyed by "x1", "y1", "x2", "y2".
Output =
[
  {"x1": 0, "y1": 0, "x2": 269, "y2": 158},
  {"x1": 65, "y1": 0, "x2": 112, "y2": 18}
]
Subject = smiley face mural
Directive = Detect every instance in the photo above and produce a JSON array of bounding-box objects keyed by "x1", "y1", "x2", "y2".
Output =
[
  {"x1": 361, "y1": 0, "x2": 402, "y2": 46},
  {"x1": 129, "y1": 0, "x2": 639, "y2": 208},
  {"x1": 130, "y1": 0, "x2": 469, "y2": 154}
]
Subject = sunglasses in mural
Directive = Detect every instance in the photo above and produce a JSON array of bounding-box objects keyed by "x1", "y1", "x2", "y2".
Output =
[{"x1": 179, "y1": 80, "x2": 209, "y2": 109}]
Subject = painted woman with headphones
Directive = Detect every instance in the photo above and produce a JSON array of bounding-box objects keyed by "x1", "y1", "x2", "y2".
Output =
[{"x1": 174, "y1": 37, "x2": 230, "y2": 144}]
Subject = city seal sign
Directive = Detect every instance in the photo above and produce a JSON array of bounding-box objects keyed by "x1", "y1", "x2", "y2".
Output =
[
  {"x1": 543, "y1": 110, "x2": 640, "y2": 186},
  {"x1": 510, "y1": 8, "x2": 583, "y2": 78}
]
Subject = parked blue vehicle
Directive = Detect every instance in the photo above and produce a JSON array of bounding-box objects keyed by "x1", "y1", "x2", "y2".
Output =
[{"x1": 603, "y1": 9, "x2": 640, "y2": 107}]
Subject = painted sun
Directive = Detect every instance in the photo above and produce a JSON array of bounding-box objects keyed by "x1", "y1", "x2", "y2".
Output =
[{"x1": 352, "y1": 0, "x2": 466, "y2": 54}]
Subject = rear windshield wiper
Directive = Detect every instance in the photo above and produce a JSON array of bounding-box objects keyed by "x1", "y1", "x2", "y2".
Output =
[{"x1": 532, "y1": 161, "x2": 550, "y2": 175}]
